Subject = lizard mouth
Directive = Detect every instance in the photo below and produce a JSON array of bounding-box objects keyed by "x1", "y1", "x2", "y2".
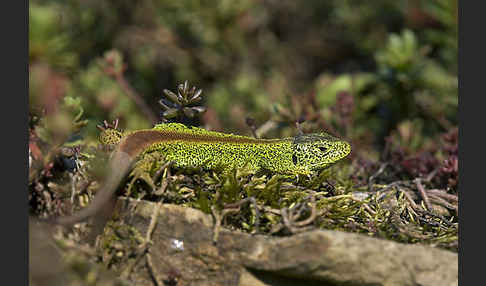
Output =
[
  {"x1": 337, "y1": 141, "x2": 351, "y2": 159},
  {"x1": 310, "y1": 141, "x2": 351, "y2": 169},
  {"x1": 333, "y1": 142, "x2": 351, "y2": 162}
]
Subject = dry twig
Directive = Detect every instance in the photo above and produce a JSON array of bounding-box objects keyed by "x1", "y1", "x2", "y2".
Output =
[{"x1": 120, "y1": 166, "x2": 170, "y2": 279}]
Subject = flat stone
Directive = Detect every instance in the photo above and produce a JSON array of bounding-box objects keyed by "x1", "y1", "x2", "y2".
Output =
[{"x1": 116, "y1": 198, "x2": 458, "y2": 286}]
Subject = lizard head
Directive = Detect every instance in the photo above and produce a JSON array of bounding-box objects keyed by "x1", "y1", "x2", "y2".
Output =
[{"x1": 291, "y1": 133, "x2": 351, "y2": 173}]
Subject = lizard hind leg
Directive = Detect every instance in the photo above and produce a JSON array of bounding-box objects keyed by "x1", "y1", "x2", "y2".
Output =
[
  {"x1": 99, "y1": 128, "x2": 123, "y2": 147},
  {"x1": 127, "y1": 152, "x2": 167, "y2": 196}
]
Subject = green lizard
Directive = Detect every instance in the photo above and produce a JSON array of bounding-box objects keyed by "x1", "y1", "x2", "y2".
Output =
[{"x1": 55, "y1": 123, "x2": 350, "y2": 225}]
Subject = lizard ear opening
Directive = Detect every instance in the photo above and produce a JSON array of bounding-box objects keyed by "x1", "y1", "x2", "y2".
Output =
[{"x1": 318, "y1": 146, "x2": 328, "y2": 153}]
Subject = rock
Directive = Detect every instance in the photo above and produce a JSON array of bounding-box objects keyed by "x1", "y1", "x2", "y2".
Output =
[{"x1": 115, "y1": 198, "x2": 458, "y2": 286}]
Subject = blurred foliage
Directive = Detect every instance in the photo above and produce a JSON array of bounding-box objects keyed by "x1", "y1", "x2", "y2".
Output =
[
  {"x1": 29, "y1": 0, "x2": 458, "y2": 255},
  {"x1": 29, "y1": 0, "x2": 457, "y2": 146}
]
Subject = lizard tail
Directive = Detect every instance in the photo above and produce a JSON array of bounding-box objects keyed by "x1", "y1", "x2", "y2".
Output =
[{"x1": 53, "y1": 151, "x2": 134, "y2": 226}]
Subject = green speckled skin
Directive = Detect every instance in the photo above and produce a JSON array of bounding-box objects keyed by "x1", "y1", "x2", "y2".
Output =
[
  {"x1": 56, "y1": 123, "x2": 351, "y2": 226},
  {"x1": 101, "y1": 123, "x2": 351, "y2": 175}
]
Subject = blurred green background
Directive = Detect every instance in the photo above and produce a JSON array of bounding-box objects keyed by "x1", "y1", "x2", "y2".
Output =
[{"x1": 29, "y1": 0, "x2": 457, "y2": 161}]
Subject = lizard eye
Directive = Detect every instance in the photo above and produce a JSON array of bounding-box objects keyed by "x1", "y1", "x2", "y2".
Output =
[
  {"x1": 292, "y1": 154, "x2": 298, "y2": 165},
  {"x1": 318, "y1": 147, "x2": 328, "y2": 153}
]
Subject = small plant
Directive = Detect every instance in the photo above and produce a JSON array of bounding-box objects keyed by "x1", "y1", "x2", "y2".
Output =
[{"x1": 159, "y1": 80, "x2": 206, "y2": 122}]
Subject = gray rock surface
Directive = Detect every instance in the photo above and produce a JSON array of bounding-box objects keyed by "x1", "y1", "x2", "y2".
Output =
[{"x1": 117, "y1": 198, "x2": 458, "y2": 286}]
